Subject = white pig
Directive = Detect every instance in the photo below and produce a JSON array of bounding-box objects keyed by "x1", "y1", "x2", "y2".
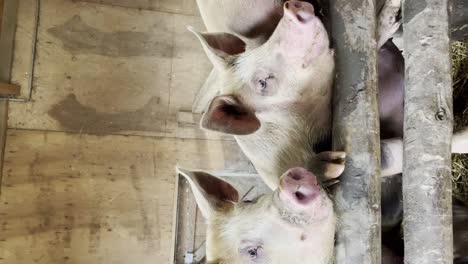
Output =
[
  {"x1": 177, "y1": 167, "x2": 336, "y2": 264},
  {"x1": 191, "y1": 1, "x2": 344, "y2": 189},
  {"x1": 192, "y1": 0, "x2": 468, "y2": 185}
]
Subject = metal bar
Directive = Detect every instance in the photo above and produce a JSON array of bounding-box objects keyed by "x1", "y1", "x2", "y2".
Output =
[
  {"x1": 402, "y1": 0, "x2": 454, "y2": 263},
  {"x1": 329, "y1": 0, "x2": 381, "y2": 263}
]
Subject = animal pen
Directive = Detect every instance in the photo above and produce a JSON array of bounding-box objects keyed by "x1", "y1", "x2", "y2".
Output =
[
  {"x1": 0, "y1": 0, "x2": 466, "y2": 264},
  {"x1": 331, "y1": 0, "x2": 453, "y2": 263},
  {"x1": 185, "y1": 0, "x2": 464, "y2": 262}
]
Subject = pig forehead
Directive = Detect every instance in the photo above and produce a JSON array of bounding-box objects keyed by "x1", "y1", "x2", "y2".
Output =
[
  {"x1": 236, "y1": 47, "x2": 286, "y2": 75},
  {"x1": 221, "y1": 208, "x2": 301, "y2": 244}
]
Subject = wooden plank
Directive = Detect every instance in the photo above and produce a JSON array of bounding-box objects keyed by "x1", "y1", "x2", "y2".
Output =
[
  {"x1": 0, "y1": 0, "x2": 18, "y2": 193},
  {"x1": 0, "y1": 0, "x2": 3, "y2": 26},
  {"x1": 165, "y1": 15, "x2": 213, "y2": 137},
  {"x1": 78, "y1": 0, "x2": 199, "y2": 16},
  {"x1": 402, "y1": 0, "x2": 453, "y2": 263},
  {"x1": 0, "y1": 0, "x2": 18, "y2": 82},
  {"x1": 9, "y1": 0, "x2": 172, "y2": 136},
  {"x1": 0, "y1": 101, "x2": 6, "y2": 194},
  {"x1": 191, "y1": 69, "x2": 218, "y2": 114},
  {"x1": 0, "y1": 0, "x2": 4, "y2": 195},
  {"x1": 8, "y1": 0, "x2": 215, "y2": 140},
  {"x1": 329, "y1": 0, "x2": 381, "y2": 263},
  {"x1": 0, "y1": 129, "x2": 252, "y2": 263},
  {"x1": 0, "y1": 82, "x2": 20, "y2": 96},
  {"x1": 9, "y1": 0, "x2": 38, "y2": 100}
]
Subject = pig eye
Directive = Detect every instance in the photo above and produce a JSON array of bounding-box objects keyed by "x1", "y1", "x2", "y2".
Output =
[
  {"x1": 241, "y1": 245, "x2": 263, "y2": 261},
  {"x1": 255, "y1": 75, "x2": 275, "y2": 96},
  {"x1": 248, "y1": 248, "x2": 258, "y2": 259}
]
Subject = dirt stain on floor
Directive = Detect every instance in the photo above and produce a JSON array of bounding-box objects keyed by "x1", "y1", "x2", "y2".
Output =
[
  {"x1": 47, "y1": 15, "x2": 173, "y2": 58},
  {"x1": 48, "y1": 93, "x2": 165, "y2": 134}
]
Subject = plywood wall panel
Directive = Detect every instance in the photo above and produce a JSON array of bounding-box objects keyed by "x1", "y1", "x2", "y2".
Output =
[
  {"x1": 79, "y1": 0, "x2": 199, "y2": 16},
  {"x1": 8, "y1": 0, "x2": 212, "y2": 140},
  {"x1": 0, "y1": 129, "x2": 252, "y2": 264}
]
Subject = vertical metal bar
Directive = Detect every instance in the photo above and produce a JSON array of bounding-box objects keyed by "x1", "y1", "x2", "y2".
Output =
[
  {"x1": 329, "y1": 0, "x2": 381, "y2": 263},
  {"x1": 402, "y1": 0, "x2": 453, "y2": 263}
]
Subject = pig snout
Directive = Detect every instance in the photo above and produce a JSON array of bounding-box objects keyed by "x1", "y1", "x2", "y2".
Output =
[
  {"x1": 279, "y1": 167, "x2": 320, "y2": 206},
  {"x1": 284, "y1": 1, "x2": 315, "y2": 24}
]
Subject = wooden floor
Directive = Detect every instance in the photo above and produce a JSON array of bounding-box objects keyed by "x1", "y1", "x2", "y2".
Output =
[
  {"x1": 0, "y1": 1, "x2": 255, "y2": 263},
  {"x1": 9, "y1": 0, "x2": 216, "y2": 138}
]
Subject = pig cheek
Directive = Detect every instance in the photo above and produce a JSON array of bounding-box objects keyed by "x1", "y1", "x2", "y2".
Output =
[{"x1": 301, "y1": 34, "x2": 329, "y2": 67}]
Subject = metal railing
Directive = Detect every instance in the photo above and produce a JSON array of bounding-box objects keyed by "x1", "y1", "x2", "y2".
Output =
[{"x1": 330, "y1": 0, "x2": 454, "y2": 263}]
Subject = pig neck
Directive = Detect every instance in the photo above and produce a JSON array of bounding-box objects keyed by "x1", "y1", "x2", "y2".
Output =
[
  {"x1": 235, "y1": 114, "x2": 331, "y2": 189},
  {"x1": 235, "y1": 54, "x2": 334, "y2": 190}
]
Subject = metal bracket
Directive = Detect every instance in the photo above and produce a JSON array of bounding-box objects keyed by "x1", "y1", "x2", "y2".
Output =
[{"x1": 184, "y1": 252, "x2": 194, "y2": 264}]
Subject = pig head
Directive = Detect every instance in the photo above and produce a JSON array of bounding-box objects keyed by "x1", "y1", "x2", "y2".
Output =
[
  {"x1": 191, "y1": 1, "x2": 339, "y2": 188},
  {"x1": 177, "y1": 167, "x2": 336, "y2": 264},
  {"x1": 193, "y1": 0, "x2": 286, "y2": 113}
]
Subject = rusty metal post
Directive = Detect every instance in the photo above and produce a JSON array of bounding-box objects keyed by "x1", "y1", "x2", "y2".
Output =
[
  {"x1": 329, "y1": 0, "x2": 381, "y2": 263},
  {"x1": 402, "y1": 0, "x2": 454, "y2": 263}
]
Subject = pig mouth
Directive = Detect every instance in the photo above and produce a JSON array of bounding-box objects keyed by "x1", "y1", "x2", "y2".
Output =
[
  {"x1": 273, "y1": 192, "x2": 313, "y2": 226},
  {"x1": 272, "y1": 192, "x2": 333, "y2": 227},
  {"x1": 273, "y1": 191, "x2": 332, "y2": 225}
]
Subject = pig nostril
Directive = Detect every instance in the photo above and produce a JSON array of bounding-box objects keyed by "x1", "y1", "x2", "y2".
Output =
[
  {"x1": 285, "y1": 2, "x2": 290, "y2": 9},
  {"x1": 294, "y1": 2, "x2": 302, "y2": 8},
  {"x1": 296, "y1": 14, "x2": 305, "y2": 23},
  {"x1": 288, "y1": 172, "x2": 303, "y2": 181},
  {"x1": 295, "y1": 191, "x2": 305, "y2": 201}
]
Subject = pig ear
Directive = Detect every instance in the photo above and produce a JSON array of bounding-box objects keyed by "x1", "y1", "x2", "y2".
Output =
[
  {"x1": 177, "y1": 168, "x2": 239, "y2": 220},
  {"x1": 201, "y1": 95, "x2": 260, "y2": 135},
  {"x1": 188, "y1": 26, "x2": 246, "y2": 69}
]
